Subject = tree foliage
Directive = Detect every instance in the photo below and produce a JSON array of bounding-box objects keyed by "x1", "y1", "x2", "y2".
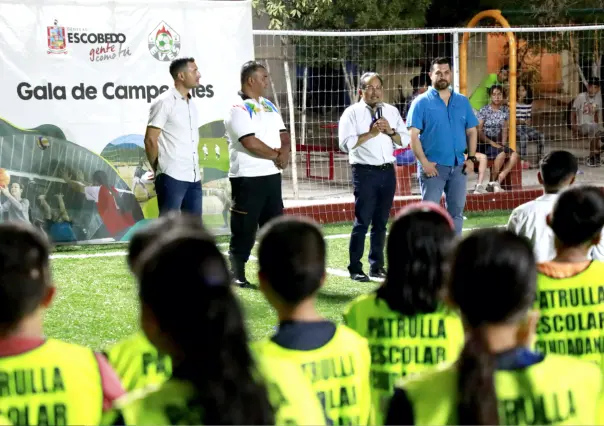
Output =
[{"x1": 252, "y1": 0, "x2": 432, "y2": 68}]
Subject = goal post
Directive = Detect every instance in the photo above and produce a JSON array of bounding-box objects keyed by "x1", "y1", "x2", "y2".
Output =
[{"x1": 253, "y1": 23, "x2": 604, "y2": 224}]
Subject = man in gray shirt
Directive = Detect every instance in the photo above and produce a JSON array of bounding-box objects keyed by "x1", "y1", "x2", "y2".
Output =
[{"x1": 0, "y1": 182, "x2": 30, "y2": 223}]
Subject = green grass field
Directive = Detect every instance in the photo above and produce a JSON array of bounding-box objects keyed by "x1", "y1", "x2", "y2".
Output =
[{"x1": 48, "y1": 211, "x2": 510, "y2": 351}]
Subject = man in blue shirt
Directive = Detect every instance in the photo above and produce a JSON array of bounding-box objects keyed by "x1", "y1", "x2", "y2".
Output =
[{"x1": 406, "y1": 57, "x2": 479, "y2": 234}]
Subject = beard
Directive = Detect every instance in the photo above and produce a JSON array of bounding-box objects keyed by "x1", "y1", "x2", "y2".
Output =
[{"x1": 434, "y1": 79, "x2": 449, "y2": 90}]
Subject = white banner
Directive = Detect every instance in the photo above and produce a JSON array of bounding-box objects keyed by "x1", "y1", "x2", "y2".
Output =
[{"x1": 0, "y1": 0, "x2": 253, "y2": 242}]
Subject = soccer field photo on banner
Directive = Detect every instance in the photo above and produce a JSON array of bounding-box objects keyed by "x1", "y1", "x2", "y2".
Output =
[{"x1": 199, "y1": 137, "x2": 229, "y2": 172}]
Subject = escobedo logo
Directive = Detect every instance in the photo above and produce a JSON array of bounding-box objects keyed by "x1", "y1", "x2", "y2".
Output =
[
  {"x1": 148, "y1": 21, "x2": 181, "y2": 62},
  {"x1": 47, "y1": 19, "x2": 67, "y2": 54}
]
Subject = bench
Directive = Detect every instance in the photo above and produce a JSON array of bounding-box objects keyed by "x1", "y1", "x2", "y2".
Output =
[{"x1": 394, "y1": 157, "x2": 523, "y2": 196}]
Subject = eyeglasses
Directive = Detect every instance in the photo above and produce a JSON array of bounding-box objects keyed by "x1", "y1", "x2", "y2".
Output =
[{"x1": 364, "y1": 85, "x2": 383, "y2": 92}]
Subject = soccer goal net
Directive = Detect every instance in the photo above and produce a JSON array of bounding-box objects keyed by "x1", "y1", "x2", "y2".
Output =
[{"x1": 253, "y1": 23, "x2": 604, "y2": 223}]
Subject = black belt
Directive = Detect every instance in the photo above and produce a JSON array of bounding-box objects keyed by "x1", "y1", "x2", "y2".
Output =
[{"x1": 352, "y1": 163, "x2": 394, "y2": 170}]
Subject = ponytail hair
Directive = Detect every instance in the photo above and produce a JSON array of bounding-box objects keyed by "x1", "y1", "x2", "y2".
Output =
[
  {"x1": 449, "y1": 229, "x2": 536, "y2": 425},
  {"x1": 137, "y1": 231, "x2": 274, "y2": 425},
  {"x1": 457, "y1": 328, "x2": 498, "y2": 425}
]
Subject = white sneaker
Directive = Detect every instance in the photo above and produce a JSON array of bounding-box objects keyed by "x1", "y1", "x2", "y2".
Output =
[
  {"x1": 489, "y1": 181, "x2": 504, "y2": 192},
  {"x1": 473, "y1": 183, "x2": 488, "y2": 194}
]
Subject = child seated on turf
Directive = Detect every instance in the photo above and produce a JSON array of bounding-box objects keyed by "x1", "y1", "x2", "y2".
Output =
[
  {"x1": 102, "y1": 213, "x2": 207, "y2": 392},
  {"x1": 343, "y1": 202, "x2": 463, "y2": 425},
  {"x1": 103, "y1": 229, "x2": 326, "y2": 425},
  {"x1": 253, "y1": 216, "x2": 374, "y2": 426},
  {"x1": 0, "y1": 222, "x2": 124, "y2": 425}
]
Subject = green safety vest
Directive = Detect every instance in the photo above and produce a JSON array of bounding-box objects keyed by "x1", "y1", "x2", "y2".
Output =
[
  {"x1": 0, "y1": 339, "x2": 103, "y2": 425},
  {"x1": 343, "y1": 293, "x2": 464, "y2": 425},
  {"x1": 535, "y1": 260, "x2": 604, "y2": 372},
  {"x1": 103, "y1": 351, "x2": 327, "y2": 425},
  {"x1": 400, "y1": 354, "x2": 603, "y2": 425},
  {"x1": 253, "y1": 324, "x2": 374, "y2": 426},
  {"x1": 104, "y1": 331, "x2": 172, "y2": 392}
]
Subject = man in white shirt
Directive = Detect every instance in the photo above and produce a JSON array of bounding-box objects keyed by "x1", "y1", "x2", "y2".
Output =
[
  {"x1": 144, "y1": 57, "x2": 202, "y2": 216},
  {"x1": 571, "y1": 78, "x2": 603, "y2": 167},
  {"x1": 224, "y1": 61, "x2": 290, "y2": 287},
  {"x1": 507, "y1": 150, "x2": 604, "y2": 262},
  {"x1": 339, "y1": 72, "x2": 408, "y2": 282}
]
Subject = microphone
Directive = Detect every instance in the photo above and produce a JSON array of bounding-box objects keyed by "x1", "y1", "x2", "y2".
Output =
[{"x1": 375, "y1": 105, "x2": 383, "y2": 120}]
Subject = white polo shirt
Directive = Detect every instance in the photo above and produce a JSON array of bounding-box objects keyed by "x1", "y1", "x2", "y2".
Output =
[
  {"x1": 224, "y1": 92, "x2": 286, "y2": 178},
  {"x1": 338, "y1": 100, "x2": 409, "y2": 165},
  {"x1": 148, "y1": 88, "x2": 200, "y2": 182},
  {"x1": 507, "y1": 192, "x2": 604, "y2": 262}
]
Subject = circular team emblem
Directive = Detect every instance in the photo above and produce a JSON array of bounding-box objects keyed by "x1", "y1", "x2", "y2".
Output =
[{"x1": 148, "y1": 21, "x2": 181, "y2": 62}]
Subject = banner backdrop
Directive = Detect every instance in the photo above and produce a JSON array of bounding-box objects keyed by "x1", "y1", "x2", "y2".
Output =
[{"x1": 0, "y1": 0, "x2": 253, "y2": 243}]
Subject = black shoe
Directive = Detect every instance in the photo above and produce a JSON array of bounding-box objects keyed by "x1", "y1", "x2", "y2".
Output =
[
  {"x1": 369, "y1": 267, "x2": 387, "y2": 279},
  {"x1": 232, "y1": 276, "x2": 251, "y2": 288},
  {"x1": 350, "y1": 272, "x2": 370, "y2": 282},
  {"x1": 230, "y1": 258, "x2": 250, "y2": 288}
]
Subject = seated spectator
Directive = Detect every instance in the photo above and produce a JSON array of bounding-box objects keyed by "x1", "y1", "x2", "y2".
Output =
[
  {"x1": 403, "y1": 74, "x2": 430, "y2": 118},
  {"x1": 571, "y1": 78, "x2": 604, "y2": 167},
  {"x1": 464, "y1": 150, "x2": 489, "y2": 193},
  {"x1": 0, "y1": 182, "x2": 30, "y2": 223},
  {"x1": 516, "y1": 83, "x2": 545, "y2": 167},
  {"x1": 469, "y1": 65, "x2": 509, "y2": 112},
  {"x1": 476, "y1": 84, "x2": 519, "y2": 192},
  {"x1": 0, "y1": 222, "x2": 124, "y2": 425},
  {"x1": 507, "y1": 150, "x2": 604, "y2": 262}
]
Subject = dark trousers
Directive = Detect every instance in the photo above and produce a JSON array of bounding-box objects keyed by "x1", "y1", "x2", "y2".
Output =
[
  {"x1": 348, "y1": 164, "x2": 396, "y2": 274},
  {"x1": 155, "y1": 173, "x2": 203, "y2": 217},
  {"x1": 229, "y1": 173, "x2": 283, "y2": 265}
]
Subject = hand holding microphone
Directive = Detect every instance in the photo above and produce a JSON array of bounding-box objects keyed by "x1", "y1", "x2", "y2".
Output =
[{"x1": 373, "y1": 106, "x2": 391, "y2": 134}]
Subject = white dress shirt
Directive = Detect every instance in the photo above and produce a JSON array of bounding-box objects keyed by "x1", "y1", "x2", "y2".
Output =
[
  {"x1": 507, "y1": 193, "x2": 604, "y2": 262},
  {"x1": 338, "y1": 100, "x2": 410, "y2": 165},
  {"x1": 148, "y1": 88, "x2": 200, "y2": 182}
]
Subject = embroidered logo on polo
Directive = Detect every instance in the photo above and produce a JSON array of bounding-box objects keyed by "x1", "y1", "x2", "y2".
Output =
[{"x1": 242, "y1": 98, "x2": 278, "y2": 118}]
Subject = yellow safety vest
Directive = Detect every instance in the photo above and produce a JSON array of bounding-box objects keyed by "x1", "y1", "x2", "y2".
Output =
[
  {"x1": 400, "y1": 354, "x2": 603, "y2": 425},
  {"x1": 103, "y1": 353, "x2": 326, "y2": 425},
  {"x1": 343, "y1": 293, "x2": 464, "y2": 425},
  {"x1": 253, "y1": 324, "x2": 374, "y2": 426},
  {"x1": 104, "y1": 331, "x2": 172, "y2": 392},
  {"x1": 535, "y1": 261, "x2": 604, "y2": 371},
  {"x1": 0, "y1": 338, "x2": 103, "y2": 425}
]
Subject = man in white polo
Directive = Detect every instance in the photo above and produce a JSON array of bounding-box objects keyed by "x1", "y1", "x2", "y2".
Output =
[
  {"x1": 224, "y1": 61, "x2": 290, "y2": 287},
  {"x1": 144, "y1": 57, "x2": 202, "y2": 217}
]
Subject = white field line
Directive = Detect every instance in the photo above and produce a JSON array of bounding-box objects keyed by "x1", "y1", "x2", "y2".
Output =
[{"x1": 50, "y1": 224, "x2": 506, "y2": 261}]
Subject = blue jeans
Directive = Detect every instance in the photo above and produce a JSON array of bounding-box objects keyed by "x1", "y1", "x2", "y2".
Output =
[
  {"x1": 417, "y1": 163, "x2": 467, "y2": 234},
  {"x1": 349, "y1": 164, "x2": 396, "y2": 274},
  {"x1": 155, "y1": 173, "x2": 203, "y2": 217}
]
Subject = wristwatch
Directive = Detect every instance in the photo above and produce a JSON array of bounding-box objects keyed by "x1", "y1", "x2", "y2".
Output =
[
  {"x1": 467, "y1": 155, "x2": 478, "y2": 163},
  {"x1": 387, "y1": 130, "x2": 396, "y2": 138}
]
